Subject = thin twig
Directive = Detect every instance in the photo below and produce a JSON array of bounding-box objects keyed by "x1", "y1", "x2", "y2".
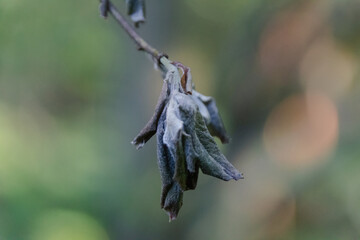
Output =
[{"x1": 105, "y1": 1, "x2": 162, "y2": 60}]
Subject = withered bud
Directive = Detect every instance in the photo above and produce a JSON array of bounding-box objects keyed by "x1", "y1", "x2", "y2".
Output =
[
  {"x1": 126, "y1": 0, "x2": 146, "y2": 27},
  {"x1": 100, "y1": 0, "x2": 146, "y2": 28},
  {"x1": 99, "y1": 0, "x2": 110, "y2": 18},
  {"x1": 132, "y1": 57, "x2": 243, "y2": 221}
]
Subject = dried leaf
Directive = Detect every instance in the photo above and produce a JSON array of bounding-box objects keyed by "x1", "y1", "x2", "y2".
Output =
[
  {"x1": 126, "y1": 0, "x2": 146, "y2": 27},
  {"x1": 157, "y1": 107, "x2": 183, "y2": 221},
  {"x1": 193, "y1": 90, "x2": 231, "y2": 143},
  {"x1": 194, "y1": 111, "x2": 243, "y2": 180},
  {"x1": 163, "y1": 93, "x2": 200, "y2": 191},
  {"x1": 99, "y1": 0, "x2": 109, "y2": 18},
  {"x1": 165, "y1": 91, "x2": 243, "y2": 182},
  {"x1": 132, "y1": 82, "x2": 169, "y2": 149},
  {"x1": 163, "y1": 183, "x2": 183, "y2": 222},
  {"x1": 132, "y1": 57, "x2": 242, "y2": 220}
]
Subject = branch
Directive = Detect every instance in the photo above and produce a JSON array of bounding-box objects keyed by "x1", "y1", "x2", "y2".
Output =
[{"x1": 103, "y1": 0, "x2": 164, "y2": 62}]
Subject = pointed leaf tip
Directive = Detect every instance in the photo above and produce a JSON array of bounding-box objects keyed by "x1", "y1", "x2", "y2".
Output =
[
  {"x1": 131, "y1": 139, "x2": 145, "y2": 149},
  {"x1": 168, "y1": 212, "x2": 177, "y2": 222}
]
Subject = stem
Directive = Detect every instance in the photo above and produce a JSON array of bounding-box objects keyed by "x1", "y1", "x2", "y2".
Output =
[{"x1": 106, "y1": 1, "x2": 162, "y2": 60}]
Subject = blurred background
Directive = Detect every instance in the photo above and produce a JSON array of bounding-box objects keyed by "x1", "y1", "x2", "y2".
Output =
[{"x1": 0, "y1": 0, "x2": 360, "y2": 239}]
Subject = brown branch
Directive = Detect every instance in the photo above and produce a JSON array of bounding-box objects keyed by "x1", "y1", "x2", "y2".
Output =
[{"x1": 103, "y1": 0, "x2": 164, "y2": 61}]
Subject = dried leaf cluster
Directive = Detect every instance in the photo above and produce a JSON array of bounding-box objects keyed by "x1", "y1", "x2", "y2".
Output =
[{"x1": 132, "y1": 58, "x2": 243, "y2": 221}]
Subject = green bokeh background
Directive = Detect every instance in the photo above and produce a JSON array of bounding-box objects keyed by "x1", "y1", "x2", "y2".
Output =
[{"x1": 1, "y1": 0, "x2": 360, "y2": 239}]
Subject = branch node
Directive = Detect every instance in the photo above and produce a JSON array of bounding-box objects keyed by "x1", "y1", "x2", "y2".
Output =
[{"x1": 157, "y1": 53, "x2": 169, "y2": 67}]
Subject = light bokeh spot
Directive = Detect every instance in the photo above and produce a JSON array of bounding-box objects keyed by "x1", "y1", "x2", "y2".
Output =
[
  {"x1": 30, "y1": 210, "x2": 109, "y2": 240},
  {"x1": 264, "y1": 93, "x2": 339, "y2": 169},
  {"x1": 185, "y1": 0, "x2": 246, "y2": 23},
  {"x1": 299, "y1": 35, "x2": 356, "y2": 98}
]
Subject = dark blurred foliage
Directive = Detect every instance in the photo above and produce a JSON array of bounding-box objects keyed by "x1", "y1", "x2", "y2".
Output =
[{"x1": 0, "y1": 0, "x2": 360, "y2": 239}]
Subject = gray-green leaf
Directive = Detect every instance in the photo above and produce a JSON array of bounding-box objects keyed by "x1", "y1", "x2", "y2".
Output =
[{"x1": 192, "y1": 90, "x2": 231, "y2": 143}]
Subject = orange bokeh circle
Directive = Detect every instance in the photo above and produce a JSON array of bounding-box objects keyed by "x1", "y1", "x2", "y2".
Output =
[{"x1": 263, "y1": 93, "x2": 338, "y2": 169}]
